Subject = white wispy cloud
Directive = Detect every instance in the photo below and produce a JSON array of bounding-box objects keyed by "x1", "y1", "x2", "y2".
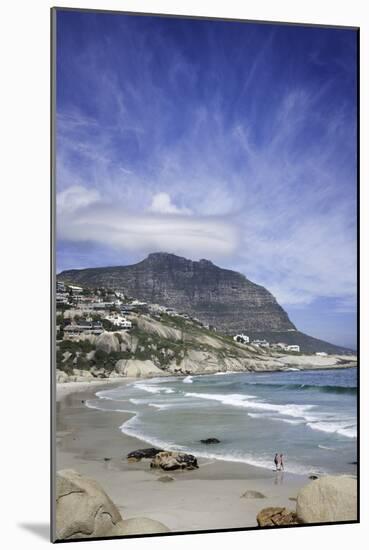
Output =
[{"x1": 57, "y1": 185, "x2": 101, "y2": 213}]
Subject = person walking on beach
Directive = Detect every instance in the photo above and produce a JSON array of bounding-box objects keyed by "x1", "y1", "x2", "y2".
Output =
[
  {"x1": 279, "y1": 454, "x2": 284, "y2": 471},
  {"x1": 274, "y1": 453, "x2": 280, "y2": 470}
]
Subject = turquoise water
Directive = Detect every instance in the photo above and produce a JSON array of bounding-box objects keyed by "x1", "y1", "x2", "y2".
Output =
[{"x1": 87, "y1": 368, "x2": 357, "y2": 476}]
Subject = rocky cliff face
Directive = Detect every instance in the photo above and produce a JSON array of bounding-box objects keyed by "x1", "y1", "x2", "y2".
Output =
[{"x1": 58, "y1": 252, "x2": 295, "y2": 334}]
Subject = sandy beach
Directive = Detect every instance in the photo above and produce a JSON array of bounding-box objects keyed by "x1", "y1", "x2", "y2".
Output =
[{"x1": 56, "y1": 380, "x2": 308, "y2": 533}]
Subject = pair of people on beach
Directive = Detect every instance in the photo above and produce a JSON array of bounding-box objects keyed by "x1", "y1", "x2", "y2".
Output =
[{"x1": 274, "y1": 453, "x2": 284, "y2": 471}]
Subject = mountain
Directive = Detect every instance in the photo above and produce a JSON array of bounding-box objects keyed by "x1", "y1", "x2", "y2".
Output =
[
  {"x1": 58, "y1": 252, "x2": 294, "y2": 332},
  {"x1": 57, "y1": 252, "x2": 351, "y2": 354}
]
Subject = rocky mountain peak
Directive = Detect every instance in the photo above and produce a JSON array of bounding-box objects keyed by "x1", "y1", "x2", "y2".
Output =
[
  {"x1": 147, "y1": 252, "x2": 180, "y2": 260},
  {"x1": 58, "y1": 252, "x2": 296, "y2": 334}
]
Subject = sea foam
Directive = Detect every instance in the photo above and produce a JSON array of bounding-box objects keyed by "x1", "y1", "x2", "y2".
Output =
[{"x1": 184, "y1": 391, "x2": 314, "y2": 420}]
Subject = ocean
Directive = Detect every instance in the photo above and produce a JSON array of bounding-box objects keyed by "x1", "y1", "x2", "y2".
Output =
[{"x1": 86, "y1": 368, "x2": 357, "y2": 476}]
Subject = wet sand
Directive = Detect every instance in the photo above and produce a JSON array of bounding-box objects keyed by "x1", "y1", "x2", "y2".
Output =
[{"x1": 56, "y1": 381, "x2": 307, "y2": 532}]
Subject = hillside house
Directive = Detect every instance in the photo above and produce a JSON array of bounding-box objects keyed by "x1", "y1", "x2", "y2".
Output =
[
  {"x1": 276, "y1": 342, "x2": 287, "y2": 350},
  {"x1": 131, "y1": 299, "x2": 147, "y2": 306},
  {"x1": 179, "y1": 313, "x2": 190, "y2": 320},
  {"x1": 67, "y1": 285, "x2": 83, "y2": 294},
  {"x1": 233, "y1": 333, "x2": 250, "y2": 344},
  {"x1": 252, "y1": 339, "x2": 269, "y2": 347},
  {"x1": 104, "y1": 314, "x2": 132, "y2": 330},
  {"x1": 63, "y1": 323, "x2": 92, "y2": 336},
  {"x1": 121, "y1": 304, "x2": 135, "y2": 314},
  {"x1": 57, "y1": 281, "x2": 66, "y2": 292},
  {"x1": 286, "y1": 344, "x2": 300, "y2": 352},
  {"x1": 56, "y1": 292, "x2": 69, "y2": 305},
  {"x1": 91, "y1": 321, "x2": 104, "y2": 334},
  {"x1": 165, "y1": 308, "x2": 179, "y2": 317},
  {"x1": 63, "y1": 320, "x2": 103, "y2": 337}
]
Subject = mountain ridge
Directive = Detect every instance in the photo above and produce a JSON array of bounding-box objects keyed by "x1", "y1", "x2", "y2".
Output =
[{"x1": 57, "y1": 252, "x2": 351, "y2": 354}]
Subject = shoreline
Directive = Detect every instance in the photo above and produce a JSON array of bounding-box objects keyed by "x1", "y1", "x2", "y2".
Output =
[
  {"x1": 56, "y1": 366, "x2": 357, "y2": 476},
  {"x1": 85, "y1": 369, "x2": 357, "y2": 476},
  {"x1": 56, "y1": 361, "x2": 357, "y2": 393},
  {"x1": 56, "y1": 377, "x2": 134, "y2": 401},
  {"x1": 56, "y1": 379, "x2": 309, "y2": 532}
]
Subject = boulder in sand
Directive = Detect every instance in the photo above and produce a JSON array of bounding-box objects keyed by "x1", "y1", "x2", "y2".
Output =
[
  {"x1": 257, "y1": 507, "x2": 299, "y2": 527},
  {"x1": 127, "y1": 448, "x2": 164, "y2": 461},
  {"x1": 56, "y1": 469, "x2": 170, "y2": 540},
  {"x1": 56, "y1": 469, "x2": 122, "y2": 540},
  {"x1": 150, "y1": 451, "x2": 199, "y2": 471},
  {"x1": 296, "y1": 475, "x2": 357, "y2": 523}
]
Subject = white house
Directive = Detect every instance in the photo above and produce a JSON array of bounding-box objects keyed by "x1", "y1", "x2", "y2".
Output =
[
  {"x1": 56, "y1": 292, "x2": 69, "y2": 305},
  {"x1": 233, "y1": 333, "x2": 250, "y2": 344},
  {"x1": 165, "y1": 307, "x2": 179, "y2": 317},
  {"x1": 120, "y1": 318, "x2": 132, "y2": 329},
  {"x1": 252, "y1": 339, "x2": 269, "y2": 347},
  {"x1": 105, "y1": 314, "x2": 132, "y2": 330},
  {"x1": 67, "y1": 284, "x2": 83, "y2": 294},
  {"x1": 131, "y1": 299, "x2": 147, "y2": 306},
  {"x1": 286, "y1": 345, "x2": 300, "y2": 353},
  {"x1": 63, "y1": 321, "x2": 103, "y2": 337},
  {"x1": 57, "y1": 281, "x2": 66, "y2": 292},
  {"x1": 275, "y1": 342, "x2": 287, "y2": 350}
]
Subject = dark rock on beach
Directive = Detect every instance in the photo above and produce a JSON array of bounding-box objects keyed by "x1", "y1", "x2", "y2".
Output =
[
  {"x1": 200, "y1": 438, "x2": 220, "y2": 444},
  {"x1": 127, "y1": 448, "x2": 164, "y2": 462},
  {"x1": 150, "y1": 451, "x2": 199, "y2": 471}
]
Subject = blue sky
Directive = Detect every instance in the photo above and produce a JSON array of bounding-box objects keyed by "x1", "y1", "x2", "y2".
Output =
[{"x1": 56, "y1": 10, "x2": 357, "y2": 348}]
